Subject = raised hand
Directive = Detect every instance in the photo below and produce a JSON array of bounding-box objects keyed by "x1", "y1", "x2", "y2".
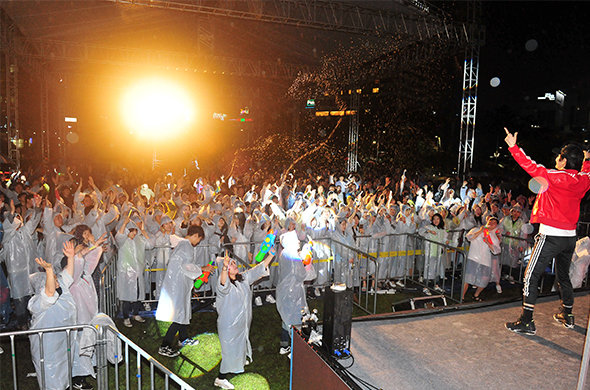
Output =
[
  {"x1": 62, "y1": 241, "x2": 75, "y2": 258},
  {"x1": 35, "y1": 257, "x2": 53, "y2": 271},
  {"x1": 504, "y1": 127, "x2": 518, "y2": 147}
]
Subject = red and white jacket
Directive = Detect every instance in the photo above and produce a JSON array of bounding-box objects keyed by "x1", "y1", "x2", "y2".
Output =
[{"x1": 509, "y1": 145, "x2": 590, "y2": 230}]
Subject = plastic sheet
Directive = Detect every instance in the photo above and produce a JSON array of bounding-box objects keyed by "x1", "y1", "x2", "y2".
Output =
[{"x1": 569, "y1": 237, "x2": 590, "y2": 289}]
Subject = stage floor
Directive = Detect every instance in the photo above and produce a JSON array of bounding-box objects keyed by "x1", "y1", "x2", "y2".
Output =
[{"x1": 348, "y1": 291, "x2": 590, "y2": 390}]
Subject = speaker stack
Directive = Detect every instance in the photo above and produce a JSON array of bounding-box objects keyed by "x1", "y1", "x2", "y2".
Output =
[{"x1": 322, "y1": 286, "x2": 353, "y2": 357}]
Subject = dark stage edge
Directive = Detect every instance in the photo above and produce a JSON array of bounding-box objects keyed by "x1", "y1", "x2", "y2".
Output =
[{"x1": 347, "y1": 291, "x2": 590, "y2": 390}]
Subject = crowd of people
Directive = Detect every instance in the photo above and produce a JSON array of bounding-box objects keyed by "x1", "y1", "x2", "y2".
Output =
[{"x1": 0, "y1": 163, "x2": 540, "y2": 389}]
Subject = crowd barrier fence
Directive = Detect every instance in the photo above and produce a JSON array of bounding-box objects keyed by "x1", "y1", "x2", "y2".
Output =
[{"x1": 0, "y1": 323, "x2": 195, "y2": 390}]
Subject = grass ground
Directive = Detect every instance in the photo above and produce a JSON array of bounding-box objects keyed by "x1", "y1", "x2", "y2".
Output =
[{"x1": 0, "y1": 276, "x2": 551, "y2": 390}]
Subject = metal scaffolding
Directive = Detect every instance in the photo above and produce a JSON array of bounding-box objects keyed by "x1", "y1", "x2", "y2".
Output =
[
  {"x1": 347, "y1": 89, "x2": 359, "y2": 173},
  {"x1": 105, "y1": 0, "x2": 468, "y2": 43},
  {"x1": 457, "y1": 0, "x2": 484, "y2": 177}
]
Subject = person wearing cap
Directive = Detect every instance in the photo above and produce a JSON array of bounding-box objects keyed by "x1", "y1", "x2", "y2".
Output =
[
  {"x1": 504, "y1": 128, "x2": 590, "y2": 335},
  {"x1": 462, "y1": 216, "x2": 502, "y2": 301}
]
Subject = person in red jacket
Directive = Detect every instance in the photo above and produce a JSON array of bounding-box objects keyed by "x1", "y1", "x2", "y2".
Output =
[{"x1": 503, "y1": 127, "x2": 590, "y2": 335}]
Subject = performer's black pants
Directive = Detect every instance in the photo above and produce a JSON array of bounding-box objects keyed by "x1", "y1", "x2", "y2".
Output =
[{"x1": 523, "y1": 234, "x2": 576, "y2": 309}]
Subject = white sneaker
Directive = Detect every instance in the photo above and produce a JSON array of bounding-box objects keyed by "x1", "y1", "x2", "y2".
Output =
[
  {"x1": 143, "y1": 302, "x2": 151, "y2": 311},
  {"x1": 214, "y1": 378, "x2": 235, "y2": 389},
  {"x1": 314, "y1": 287, "x2": 321, "y2": 297},
  {"x1": 0, "y1": 346, "x2": 3, "y2": 354},
  {"x1": 419, "y1": 277, "x2": 424, "y2": 283},
  {"x1": 387, "y1": 280, "x2": 396, "y2": 289},
  {"x1": 422, "y1": 287, "x2": 432, "y2": 296},
  {"x1": 255, "y1": 296, "x2": 263, "y2": 306},
  {"x1": 265, "y1": 294, "x2": 276, "y2": 304},
  {"x1": 279, "y1": 346, "x2": 291, "y2": 355},
  {"x1": 133, "y1": 315, "x2": 145, "y2": 323},
  {"x1": 396, "y1": 280, "x2": 405, "y2": 288},
  {"x1": 434, "y1": 286, "x2": 444, "y2": 294},
  {"x1": 123, "y1": 318, "x2": 132, "y2": 328},
  {"x1": 496, "y1": 284, "x2": 502, "y2": 293}
]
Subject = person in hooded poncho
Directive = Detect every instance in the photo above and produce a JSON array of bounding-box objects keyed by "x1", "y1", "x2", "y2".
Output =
[
  {"x1": 116, "y1": 214, "x2": 154, "y2": 327},
  {"x1": 462, "y1": 216, "x2": 502, "y2": 301},
  {"x1": 155, "y1": 225, "x2": 214, "y2": 357},
  {"x1": 213, "y1": 251, "x2": 276, "y2": 390},
  {"x1": 2, "y1": 197, "x2": 41, "y2": 329},
  {"x1": 69, "y1": 225, "x2": 107, "y2": 389},
  {"x1": 275, "y1": 230, "x2": 316, "y2": 355},
  {"x1": 28, "y1": 242, "x2": 77, "y2": 390}
]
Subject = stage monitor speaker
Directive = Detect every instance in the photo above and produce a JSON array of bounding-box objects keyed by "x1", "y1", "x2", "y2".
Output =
[{"x1": 323, "y1": 287, "x2": 353, "y2": 356}]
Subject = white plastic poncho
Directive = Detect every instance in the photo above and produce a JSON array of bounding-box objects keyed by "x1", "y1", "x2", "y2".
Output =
[
  {"x1": 466, "y1": 227, "x2": 501, "y2": 267},
  {"x1": 70, "y1": 247, "x2": 103, "y2": 325},
  {"x1": 115, "y1": 232, "x2": 153, "y2": 301},
  {"x1": 155, "y1": 240, "x2": 204, "y2": 324},
  {"x1": 2, "y1": 215, "x2": 39, "y2": 299},
  {"x1": 276, "y1": 231, "x2": 316, "y2": 327},
  {"x1": 570, "y1": 237, "x2": 590, "y2": 289},
  {"x1": 28, "y1": 270, "x2": 77, "y2": 390},
  {"x1": 216, "y1": 261, "x2": 268, "y2": 374}
]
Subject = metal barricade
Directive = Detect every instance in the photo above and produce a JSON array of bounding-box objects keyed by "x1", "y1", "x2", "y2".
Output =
[
  {"x1": 409, "y1": 233, "x2": 467, "y2": 303},
  {"x1": 0, "y1": 323, "x2": 195, "y2": 390},
  {"x1": 330, "y1": 238, "x2": 378, "y2": 315}
]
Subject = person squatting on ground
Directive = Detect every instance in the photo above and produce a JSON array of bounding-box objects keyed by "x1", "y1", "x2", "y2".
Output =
[
  {"x1": 213, "y1": 250, "x2": 276, "y2": 389},
  {"x1": 503, "y1": 127, "x2": 590, "y2": 335},
  {"x1": 155, "y1": 225, "x2": 214, "y2": 357}
]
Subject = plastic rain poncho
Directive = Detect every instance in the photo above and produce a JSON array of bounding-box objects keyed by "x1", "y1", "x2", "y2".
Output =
[
  {"x1": 71, "y1": 247, "x2": 103, "y2": 324},
  {"x1": 78, "y1": 313, "x2": 123, "y2": 365},
  {"x1": 28, "y1": 270, "x2": 77, "y2": 390},
  {"x1": 115, "y1": 231, "x2": 154, "y2": 301},
  {"x1": 570, "y1": 237, "x2": 590, "y2": 289},
  {"x1": 418, "y1": 224, "x2": 447, "y2": 281},
  {"x1": 0, "y1": 265, "x2": 12, "y2": 323},
  {"x1": 2, "y1": 214, "x2": 39, "y2": 299},
  {"x1": 155, "y1": 240, "x2": 205, "y2": 324},
  {"x1": 216, "y1": 260, "x2": 268, "y2": 374},
  {"x1": 276, "y1": 231, "x2": 316, "y2": 327},
  {"x1": 464, "y1": 226, "x2": 501, "y2": 288}
]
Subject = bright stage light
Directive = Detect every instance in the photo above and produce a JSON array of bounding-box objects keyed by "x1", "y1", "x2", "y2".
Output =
[{"x1": 122, "y1": 79, "x2": 194, "y2": 137}]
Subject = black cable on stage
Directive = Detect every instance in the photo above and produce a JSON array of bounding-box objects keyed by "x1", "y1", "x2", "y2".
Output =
[{"x1": 334, "y1": 352, "x2": 382, "y2": 390}]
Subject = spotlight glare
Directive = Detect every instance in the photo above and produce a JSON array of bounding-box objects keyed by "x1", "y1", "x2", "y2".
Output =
[{"x1": 122, "y1": 79, "x2": 194, "y2": 138}]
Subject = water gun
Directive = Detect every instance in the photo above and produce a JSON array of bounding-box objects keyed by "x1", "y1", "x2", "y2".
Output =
[
  {"x1": 301, "y1": 239, "x2": 314, "y2": 266},
  {"x1": 482, "y1": 229, "x2": 493, "y2": 246},
  {"x1": 194, "y1": 259, "x2": 216, "y2": 289},
  {"x1": 255, "y1": 230, "x2": 276, "y2": 263}
]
